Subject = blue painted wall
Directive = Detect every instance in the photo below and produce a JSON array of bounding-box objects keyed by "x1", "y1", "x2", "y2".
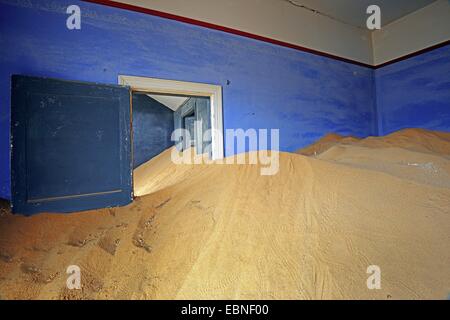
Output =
[
  {"x1": 0, "y1": 0, "x2": 378, "y2": 199},
  {"x1": 375, "y1": 44, "x2": 450, "y2": 135},
  {"x1": 132, "y1": 94, "x2": 174, "y2": 168}
]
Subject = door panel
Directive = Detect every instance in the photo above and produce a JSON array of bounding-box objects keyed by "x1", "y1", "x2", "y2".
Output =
[
  {"x1": 195, "y1": 97, "x2": 211, "y2": 155},
  {"x1": 11, "y1": 75, "x2": 132, "y2": 215},
  {"x1": 173, "y1": 97, "x2": 211, "y2": 154},
  {"x1": 174, "y1": 98, "x2": 195, "y2": 151},
  {"x1": 184, "y1": 115, "x2": 195, "y2": 148},
  {"x1": 173, "y1": 106, "x2": 183, "y2": 151}
]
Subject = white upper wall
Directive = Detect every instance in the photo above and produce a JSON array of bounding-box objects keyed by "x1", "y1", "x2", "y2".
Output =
[
  {"x1": 293, "y1": 0, "x2": 436, "y2": 28},
  {"x1": 372, "y1": 0, "x2": 450, "y2": 65},
  {"x1": 117, "y1": 0, "x2": 373, "y2": 65},
  {"x1": 116, "y1": 0, "x2": 450, "y2": 66}
]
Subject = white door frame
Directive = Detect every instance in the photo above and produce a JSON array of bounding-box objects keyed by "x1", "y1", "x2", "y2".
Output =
[{"x1": 119, "y1": 75, "x2": 224, "y2": 160}]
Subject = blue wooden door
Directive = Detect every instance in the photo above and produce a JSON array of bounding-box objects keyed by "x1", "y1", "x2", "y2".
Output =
[{"x1": 11, "y1": 75, "x2": 133, "y2": 215}]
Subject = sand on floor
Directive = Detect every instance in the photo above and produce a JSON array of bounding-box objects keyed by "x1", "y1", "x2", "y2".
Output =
[{"x1": 0, "y1": 128, "x2": 449, "y2": 299}]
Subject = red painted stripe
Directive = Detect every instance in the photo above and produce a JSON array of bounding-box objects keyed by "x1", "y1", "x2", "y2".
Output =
[
  {"x1": 82, "y1": 0, "x2": 449, "y2": 70},
  {"x1": 82, "y1": 0, "x2": 374, "y2": 69}
]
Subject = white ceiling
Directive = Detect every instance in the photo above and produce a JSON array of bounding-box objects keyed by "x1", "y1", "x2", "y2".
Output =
[
  {"x1": 286, "y1": 0, "x2": 437, "y2": 28},
  {"x1": 148, "y1": 94, "x2": 188, "y2": 111}
]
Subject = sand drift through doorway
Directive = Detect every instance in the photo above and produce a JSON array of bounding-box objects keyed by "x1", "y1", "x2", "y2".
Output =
[{"x1": 118, "y1": 75, "x2": 224, "y2": 161}]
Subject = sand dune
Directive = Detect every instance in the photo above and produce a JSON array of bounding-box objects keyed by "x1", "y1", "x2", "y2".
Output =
[
  {"x1": 297, "y1": 128, "x2": 450, "y2": 156},
  {"x1": 0, "y1": 129, "x2": 449, "y2": 299}
]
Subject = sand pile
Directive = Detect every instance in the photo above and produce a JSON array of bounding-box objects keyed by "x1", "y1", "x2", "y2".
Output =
[
  {"x1": 0, "y1": 129, "x2": 449, "y2": 299},
  {"x1": 297, "y1": 128, "x2": 450, "y2": 156},
  {"x1": 297, "y1": 133, "x2": 359, "y2": 156},
  {"x1": 297, "y1": 128, "x2": 450, "y2": 188}
]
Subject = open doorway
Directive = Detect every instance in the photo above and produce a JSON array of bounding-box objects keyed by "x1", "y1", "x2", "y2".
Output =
[
  {"x1": 119, "y1": 75, "x2": 224, "y2": 197},
  {"x1": 131, "y1": 92, "x2": 210, "y2": 196},
  {"x1": 131, "y1": 92, "x2": 176, "y2": 169}
]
